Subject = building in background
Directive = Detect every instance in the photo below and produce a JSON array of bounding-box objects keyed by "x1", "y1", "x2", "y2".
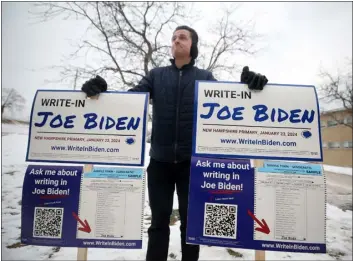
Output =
[{"x1": 320, "y1": 107, "x2": 352, "y2": 167}]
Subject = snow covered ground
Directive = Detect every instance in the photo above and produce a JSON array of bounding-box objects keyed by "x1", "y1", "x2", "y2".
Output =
[
  {"x1": 1, "y1": 123, "x2": 352, "y2": 260},
  {"x1": 324, "y1": 165, "x2": 352, "y2": 176}
]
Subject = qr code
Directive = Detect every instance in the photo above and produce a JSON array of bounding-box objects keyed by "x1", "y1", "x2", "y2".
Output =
[
  {"x1": 33, "y1": 207, "x2": 64, "y2": 238},
  {"x1": 203, "y1": 203, "x2": 237, "y2": 239}
]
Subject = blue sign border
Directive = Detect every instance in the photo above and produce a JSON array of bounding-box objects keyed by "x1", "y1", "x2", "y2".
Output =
[
  {"x1": 26, "y1": 90, "x2": 149, "y2": 167},
  {"x1": 191, "y1": 81, "x2": 323, "y2": 162}
]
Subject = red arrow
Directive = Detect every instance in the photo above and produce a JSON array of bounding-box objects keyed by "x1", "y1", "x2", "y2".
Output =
[
  {"x1": 72, "y1": 212, "x2": 91, "y2": 233},
  {"x1": 247, "y1": 210, "x2": 270, "y2": 234}
]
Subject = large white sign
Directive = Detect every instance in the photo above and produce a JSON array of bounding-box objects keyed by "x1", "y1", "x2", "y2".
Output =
[
  {"x1": 192, "y1": 81, "x2": 323, "y2": 162},
  {"x1": 26, "y1": 90, "x2": 149, "y2": 166}
]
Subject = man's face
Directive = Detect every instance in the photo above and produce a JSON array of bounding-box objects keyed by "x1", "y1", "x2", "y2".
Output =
[{"x1": 171, "y1": 29, "x2": 192, "y2": 58}]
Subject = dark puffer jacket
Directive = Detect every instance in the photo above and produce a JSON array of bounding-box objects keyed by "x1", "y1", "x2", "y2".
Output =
[{"x1": 128, "y1": 59, "x2": 216, "y2": 163}]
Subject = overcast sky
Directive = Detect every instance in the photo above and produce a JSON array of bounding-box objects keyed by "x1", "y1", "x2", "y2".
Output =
[{"x1": 2, "y1": 1, "x2": 352, "y2": 120}]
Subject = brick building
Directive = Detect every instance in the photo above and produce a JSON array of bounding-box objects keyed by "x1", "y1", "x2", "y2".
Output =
[{"x1": 320, "y1": 107, "x2": 352, "y2": 167}]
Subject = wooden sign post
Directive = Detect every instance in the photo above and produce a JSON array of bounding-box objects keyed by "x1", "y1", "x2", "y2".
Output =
[
  {"x1": 255, "y1": 247, "x2": 266, "y2": 260},
  {"x1": 254, "y1": 159, "x2": 266, "y2": 261},
  {"x1": 77, "y1": 244, "x2": 88, "y2": 261}
]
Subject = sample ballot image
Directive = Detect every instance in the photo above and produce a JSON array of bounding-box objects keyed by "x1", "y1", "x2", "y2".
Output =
[
  {"x1": 76, "y1": 167, "x2": 145, "y2": 241},
  {"x1": 254, "y1": 162, "x2": 326, "y2": 244}
]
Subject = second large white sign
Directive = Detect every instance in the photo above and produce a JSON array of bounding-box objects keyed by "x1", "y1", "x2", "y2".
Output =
[{"x1": 193, "y1": 82, "x2": 323, "y2": 162}]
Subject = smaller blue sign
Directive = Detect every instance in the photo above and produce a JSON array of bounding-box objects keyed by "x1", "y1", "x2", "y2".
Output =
[
  {"x1": 186, "y1": 156, "x2": 255, "y2": 249},
  {"x1": 21, "y1": 165, "x2": 143, "y2": 249},
  {"x1": 185, "y1": 157, "x2": 326, "y2": 253},
  {"x1": 21, "y1": 165, "x2": 82, "y2": 247}
]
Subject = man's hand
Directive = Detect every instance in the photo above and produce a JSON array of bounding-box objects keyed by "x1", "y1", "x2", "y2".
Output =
[
  {"x1": 240, "y1": 66, "x2": 268, "y2": 90},
  {"x1": 81, "y1": 75, "x2": 108, "y2": 97}
]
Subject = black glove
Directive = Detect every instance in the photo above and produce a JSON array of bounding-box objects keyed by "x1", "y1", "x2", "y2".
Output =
[
  {"x1": 240, "y1": 66, "x2": 268, "y2": 90},
  {"x1": 81, "y1": 75, "x2": 108, "y2": 97}
]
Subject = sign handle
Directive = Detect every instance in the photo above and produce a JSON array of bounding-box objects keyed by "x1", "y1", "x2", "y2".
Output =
[
  {"x1": 254, "y1": 159, "x2": 266, "y2": 261},
  {"x1": 77, "y1": 164, "x2": 93, "y2": 261},
  {"x1": 255, "y1": 249, "x2": 265, "y2": 261},
  {"x1": 77, "y1": 248, "x2": 88, "y2": 261}
]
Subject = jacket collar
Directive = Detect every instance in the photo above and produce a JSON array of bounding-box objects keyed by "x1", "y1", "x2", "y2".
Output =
[{"x1": 170, "y1": 58, "x2": 195, "y2": 70}]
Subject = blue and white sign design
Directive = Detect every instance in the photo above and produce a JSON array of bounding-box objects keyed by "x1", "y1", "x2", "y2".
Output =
[
  {"x1": 21, "y1": 165, "x2": 144, "y2": 249},
  {"x1": 26, "y1": 90, "x2": 149, "y2": 166},
  {"x1": 192, "y1": 81, "x2": 323, "y2": 162},
  {"x1": 186, "y1": 156, "x2": 255, "y2": 249},
  {"x1": 186, "y1": 157, "x2": 326, "y2": 253},
  {"x1": 21, "y1": 165, "x2": 84, "y2": 247}
]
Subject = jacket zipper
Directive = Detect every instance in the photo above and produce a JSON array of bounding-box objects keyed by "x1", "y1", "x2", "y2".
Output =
[{"x1": 174, "y1": 70, "x2": 182, "y2": 163}]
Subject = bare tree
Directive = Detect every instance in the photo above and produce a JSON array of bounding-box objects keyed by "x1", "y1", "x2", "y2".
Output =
[
  {"x1": 197, "y1": 6, "x2": 261, "y2": 80},
  {"x1": 30, "y1": 2, "x2": 261, "y2": 90},
  {"x1": 1, "y1": 88, "x2": 26, "y2": 119},
  {"x1": 318, "y1": 59, "x2": 352, "y2": 128}
]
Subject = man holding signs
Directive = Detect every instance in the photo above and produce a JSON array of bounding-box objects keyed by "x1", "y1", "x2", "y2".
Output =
[{"x1": 81, "y1": 25, "x2": 268, "y2": 261}]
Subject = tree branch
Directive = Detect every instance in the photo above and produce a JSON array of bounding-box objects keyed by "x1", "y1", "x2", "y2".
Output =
[{"x1": 31, "y1": 2, "x2": 263, "y2": 90}]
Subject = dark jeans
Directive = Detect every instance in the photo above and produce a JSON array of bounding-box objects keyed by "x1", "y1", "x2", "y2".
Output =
[{"x1": 146, "y1": 158, "x2": 199, "y2": 261}]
